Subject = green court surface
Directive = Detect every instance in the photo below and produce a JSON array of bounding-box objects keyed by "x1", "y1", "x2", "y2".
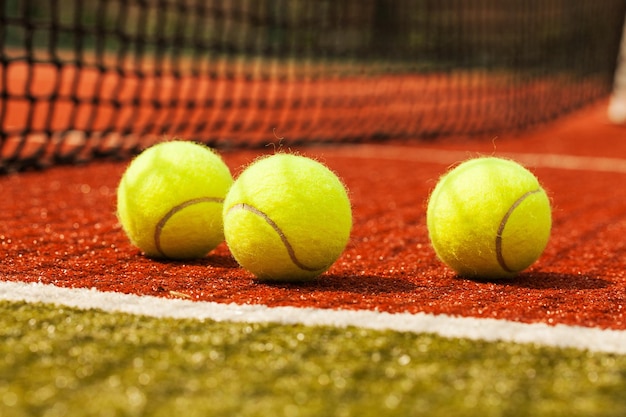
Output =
[{"x1": 1, "y1": 300, "x2": 625, "y2": 417}]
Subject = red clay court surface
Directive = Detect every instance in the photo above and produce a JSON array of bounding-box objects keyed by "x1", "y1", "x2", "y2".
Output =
[{"x1": 1, "y1": 100, "x2": 625, "y2": 332}]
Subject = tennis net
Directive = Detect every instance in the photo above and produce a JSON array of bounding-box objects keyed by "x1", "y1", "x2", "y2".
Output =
[{"x1": 1, "y1": 0, "x2": 625, "y2": 172}]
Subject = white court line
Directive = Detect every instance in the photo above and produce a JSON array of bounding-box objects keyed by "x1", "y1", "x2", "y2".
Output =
[
  {"x1": 324, "y1": 144, "x2": 626, "y2": 174},
  {"x1": 1, "y1": 280, "x2": 625, "y2": 355}
]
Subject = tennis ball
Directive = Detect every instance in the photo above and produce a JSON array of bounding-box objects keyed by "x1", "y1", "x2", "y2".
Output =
[
  {"x1": 223, "y1": 153, "x2": 352, "y2": 281},
  {"x1": 117, "y1": 141, "x2": 233, "y2": 260},
  {"x1": 427, "y1": 157, "x2": 551, "y2": 279}
]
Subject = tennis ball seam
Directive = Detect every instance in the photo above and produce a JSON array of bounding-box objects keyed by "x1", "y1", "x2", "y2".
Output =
[
  {"x1": 154, "y1": 197, "x2": 224, "y2": 258},
  {"x1": 495, "y1": 188, "x2": 541, "y2": 273},
  {"x1": 225, "y1": 203, "x2": 321, "y2": 273}
]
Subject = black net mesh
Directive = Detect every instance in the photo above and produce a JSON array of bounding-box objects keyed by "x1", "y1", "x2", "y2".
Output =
[{"x1": 1, "y1": 0, "x2": 625, "y2": 172}]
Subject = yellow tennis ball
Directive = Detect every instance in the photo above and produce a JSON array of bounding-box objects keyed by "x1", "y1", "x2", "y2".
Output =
[
  {"x1": 117, "y1": 141, "x2": 233, "y2": 260},
  {"x1": 223, "y1": 154, "x2": 352, "y2": 281},
  {"x1": 427, "y1": 157, "x2": 552, "y2": 279}
]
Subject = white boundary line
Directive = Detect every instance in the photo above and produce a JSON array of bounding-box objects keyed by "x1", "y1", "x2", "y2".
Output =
[
  {"x1": 1, "y1": 280, "x2": 625, "y2": 355},
  {"x1": 323, "y1": 145, "x2": 626, "y2": 174}
]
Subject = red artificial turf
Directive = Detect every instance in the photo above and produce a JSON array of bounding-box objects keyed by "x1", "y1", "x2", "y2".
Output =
[{"x1": 1, "y1": 102, "x2": 625, "y2": 331}]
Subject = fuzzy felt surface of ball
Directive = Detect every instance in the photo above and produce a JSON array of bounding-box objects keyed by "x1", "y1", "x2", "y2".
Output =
[
  {"x1": 427, "y1": 157, "x2": 551, "y2": 279},
  {"x1": 223, "y1": 154, "x2": 352, "y2": 281},
  {"x1": 117, "y1": 141, "x2": 233, "y2": 259}
]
